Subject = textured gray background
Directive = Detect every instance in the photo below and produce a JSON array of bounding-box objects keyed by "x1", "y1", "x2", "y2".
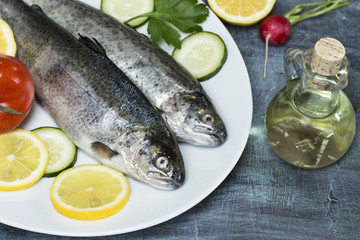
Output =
[{"x1": 1, "y1": 0, "x2": 359, "y2": 239}]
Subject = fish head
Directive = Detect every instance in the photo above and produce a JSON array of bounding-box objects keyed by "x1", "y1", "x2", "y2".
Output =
[
  {"x1": 135, "y1": 134, "x2": 185, "y2": 190},
  {"x1": 92, "y1": 130, "x2": 185, "y2": 190},
  {"x1": 161, "y1": 92, "x2": 227, "y2": 147}
]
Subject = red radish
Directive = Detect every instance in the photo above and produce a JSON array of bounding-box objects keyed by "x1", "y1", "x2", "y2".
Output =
[
  {"x1": 259, "y1": 15, "x2": 291, "y2": 46},
  {"x1": 259, "y1": 0, "x2": 349, "y2": 79}
]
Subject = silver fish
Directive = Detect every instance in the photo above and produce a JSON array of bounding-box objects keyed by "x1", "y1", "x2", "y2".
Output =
[
  {"x1": 23, "y1": 0, "x2": 227, "y2": 147},
  {"x1": 0, "y1": 0, "x2": 185, "y2": 190}
]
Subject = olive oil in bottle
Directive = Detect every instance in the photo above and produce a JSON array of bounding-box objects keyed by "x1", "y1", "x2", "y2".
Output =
[{"x1": 265, "y1": 38, "x2": 356, "y2": 169}]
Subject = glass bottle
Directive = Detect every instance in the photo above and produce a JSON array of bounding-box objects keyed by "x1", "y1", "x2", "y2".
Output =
[{"x1": 265, "y1": 38, "x2": 356, "y2": 169}]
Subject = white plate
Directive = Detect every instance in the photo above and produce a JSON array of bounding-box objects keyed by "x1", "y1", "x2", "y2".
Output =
[{"x1": 0, "y1": 0, "x2": 252, "y2": 237}]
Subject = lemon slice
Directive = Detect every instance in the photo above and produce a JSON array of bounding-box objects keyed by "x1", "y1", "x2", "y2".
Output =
[
  {"x1": 0, "y1": 129, "x2": 48, "y2": 191},
  {"x1": 208, "y1": 0, "x2": 276, "y2": 26},
  {"x1": 101, "y1": 0, "x2": 154, "y2": 27},
  {"x1": 0, "y1": 18, "x2": 17, "y2": 56},
  {"x1": 50, "y1": 164, "x2": 130, "y2": 220}
]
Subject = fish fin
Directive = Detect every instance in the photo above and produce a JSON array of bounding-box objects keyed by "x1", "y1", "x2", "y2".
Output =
[
  {"x1": 155, "y1": 106, "x2": 165, "y2": 115},
  {"x1": 124, "y1": 23, "x2": 150, "y2": 40},
  {"x1": 34, "y1": 95, "x2": 42, "y2": 105},
  {"x1": 78, "y1": 34, "x2": 107, "y2": 57},
  {"x1": 140, "y1": 33, "x2": 150, "y2": 40},
  {"x1": 91, "y1": 142, "x2": 118, "y2": 160},
  {"x1": 30, "y1": 4, "x2": 44, "y2": 13},
  {"x1": 124, "y1": 22, "x2": 137, "y2": 31},
  {"x1": 154, "y1": 106, "x2": 168, "y2": 121}
]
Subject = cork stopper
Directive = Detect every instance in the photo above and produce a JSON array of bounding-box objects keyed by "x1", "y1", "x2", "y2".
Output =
[{"x1": 310, "y1": 38, "x2": 345, "y2": 76}]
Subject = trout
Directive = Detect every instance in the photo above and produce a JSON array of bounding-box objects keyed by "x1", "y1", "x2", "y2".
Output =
[
  {"x1": 23, "y1": 0, "x2": 227, "y2": 147},
  {"x1": 0, "y1": 0, "x2": 185, "y2": 190}
]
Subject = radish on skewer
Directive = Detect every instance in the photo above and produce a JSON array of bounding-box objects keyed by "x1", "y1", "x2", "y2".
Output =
[{"x1": 260, "y1": 0, "x2": 349, "y2": 79}]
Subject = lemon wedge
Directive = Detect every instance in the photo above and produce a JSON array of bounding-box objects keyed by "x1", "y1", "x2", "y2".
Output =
[
  {"x1": 0, "y1": 18, "x2": 17, "y2": 56},
  {"x1": 101, "y1": 0, "x2": 154, "y2": 27},
  {"x1": 208, "y1": 0, "x2": 276, "y2": 26},
  {"x1": 50, "y1": 164, "x2": 130, "y2": 221},
  {"x1": 0, "y1": 129, "x2": 48, "y2": 191}
]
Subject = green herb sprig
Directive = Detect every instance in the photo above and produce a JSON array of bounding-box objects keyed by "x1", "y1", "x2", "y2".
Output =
[
  {"x1": 0, "y1": 105, "x2": 22, "y2": 114},
  {"x1": 284, "y1": 0, "x2": 349, "y2": 26},
  {"x1": 125, "y1": 0, "x2": 210, "y2": 49}
]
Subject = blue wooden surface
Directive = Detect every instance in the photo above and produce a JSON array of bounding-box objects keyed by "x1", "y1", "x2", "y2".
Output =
[{"x1": 1, "y1": 0, "x2": 359, "y2": 239}]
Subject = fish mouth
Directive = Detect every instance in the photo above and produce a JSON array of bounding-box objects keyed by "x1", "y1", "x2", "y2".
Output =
[
  {"x1": 147, "y1": 171, "x2": 184, "y2": 190},
  {"x1": 209, "y1": 131, "x2": 227, "y2": 145},
  {"x1": 192, "y1": 127, "x2": 227, "y2": 147}
]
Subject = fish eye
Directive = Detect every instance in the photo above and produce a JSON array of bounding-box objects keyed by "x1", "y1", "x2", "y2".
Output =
[
  {"x1": 156, "y1": 156, "x2": 169, "y2": 169},
  {"x1": 202, "y1": 114, "x2": 214, "y2": 124}
]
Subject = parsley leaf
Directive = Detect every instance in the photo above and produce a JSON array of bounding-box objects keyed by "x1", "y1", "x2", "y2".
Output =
[
  {"x1": 125, "y1": 0, "x2": 209, "y2": 49},
  {"x1": 147, "y1": 17, "x2": 182, "y2": 47}
]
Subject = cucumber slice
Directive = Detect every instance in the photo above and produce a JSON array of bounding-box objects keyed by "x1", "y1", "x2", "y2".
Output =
[
  {"x1": 172, "y1": 31, "x2": 227, "y2": 81},
  {"x1": 101, "y1": 0, "x2": 154, "y2": 27},
  {"x1": 32, "y1": 127, "x2": 77, "y2": 177}
]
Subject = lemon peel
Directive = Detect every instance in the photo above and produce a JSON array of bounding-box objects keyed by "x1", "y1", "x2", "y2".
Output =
[
  {"x1": 0, "y1": 18, "x2": 17, "y2": 56},
  {"x1": 0, "y1": 129, "x2": 48, "y2": 191},
  {"x1": 208, "y1": 0, "x2": 277, "y2": 26},
  {"x1": 50, "y1": 164, "x2": 130, "y2": 220}
]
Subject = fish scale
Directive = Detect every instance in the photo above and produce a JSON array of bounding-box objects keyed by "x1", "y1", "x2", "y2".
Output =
[
  {"x1": 23, "y1": 0, "x2": 227, "y2": 147},
  {"x1": 0, "y1": 0, "x2": 185, "y2": 190}
]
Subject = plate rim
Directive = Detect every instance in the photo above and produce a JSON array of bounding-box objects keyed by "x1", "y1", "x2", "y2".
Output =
[{"x1": 0, "y1": 0, "x2": 253, "y2": 236}]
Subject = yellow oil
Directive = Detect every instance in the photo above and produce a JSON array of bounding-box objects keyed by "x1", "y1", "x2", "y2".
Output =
[{"x1": 265, "y1": 83, "x2": 356, "y2": 169}]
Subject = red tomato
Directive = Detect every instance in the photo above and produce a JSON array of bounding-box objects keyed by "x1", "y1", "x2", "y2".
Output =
[{"x1": 0, "y1": 55, "x2": 34, "y2": 134}]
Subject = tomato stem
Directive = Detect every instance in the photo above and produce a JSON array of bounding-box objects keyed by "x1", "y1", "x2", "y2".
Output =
[
  {"x1": 0, "y1": 105, "x2": 22, "y2": 114},
  {"x1": 283, "y1": 0, "x2": 349, "y2": 26}
]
